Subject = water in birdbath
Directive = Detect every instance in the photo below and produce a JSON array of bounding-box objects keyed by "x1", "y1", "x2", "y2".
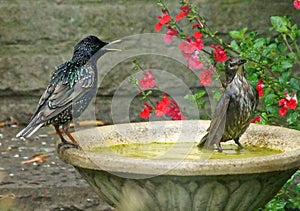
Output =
[{"x1": 90, "y1": 142, "x2": 281, "y2": 160}]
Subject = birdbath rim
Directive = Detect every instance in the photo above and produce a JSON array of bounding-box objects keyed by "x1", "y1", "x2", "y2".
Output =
[{"x1": 58, "y1": 120, "x2": 300, "y2": 176}]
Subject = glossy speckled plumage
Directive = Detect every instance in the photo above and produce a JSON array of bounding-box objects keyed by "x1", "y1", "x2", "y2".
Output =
[
  {"x1": 198, "y1": 58, "x2": 259, "y2": 152},
  {"x1": 17, "y1": 35, "x2": 114, "y2": 145}
]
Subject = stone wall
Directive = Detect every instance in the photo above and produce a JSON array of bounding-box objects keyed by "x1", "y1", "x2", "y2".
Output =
[{"x1": 0, "y1": 0, "x2": 299, "y2": 124}]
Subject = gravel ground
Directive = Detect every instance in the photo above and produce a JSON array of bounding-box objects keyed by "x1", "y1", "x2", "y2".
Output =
[{"x1": 0, "y1": 125, "x2": 113, "y2": 211}]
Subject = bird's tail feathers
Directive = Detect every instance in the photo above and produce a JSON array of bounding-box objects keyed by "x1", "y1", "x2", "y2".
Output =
[
  {"x1": 197, "y1": 133, "x2": 208, "y2": 148},
  {"x1": 16, "y1": 123, "x2": 43, "y2": 138}
]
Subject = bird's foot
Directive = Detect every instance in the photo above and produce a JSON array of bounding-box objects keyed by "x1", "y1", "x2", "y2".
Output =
[
  {"x1": 57, "y1": 139, "x2": 82, "y2": 152},
  {"x1": 234, "y1": 138, "x2": 244, "y2": 149},
  {"x1": 235, "y1": 144, "x2": 245, "y2": 152}
]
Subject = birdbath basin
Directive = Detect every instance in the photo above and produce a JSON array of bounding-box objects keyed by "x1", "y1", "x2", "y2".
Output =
[{"x1": 57, "y1": 120, "x2": 300, "y2": 210}]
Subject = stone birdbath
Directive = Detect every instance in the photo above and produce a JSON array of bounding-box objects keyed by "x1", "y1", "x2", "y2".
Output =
[{"x1": 57, "y1": 120, "x2": 300, "y2": 210}]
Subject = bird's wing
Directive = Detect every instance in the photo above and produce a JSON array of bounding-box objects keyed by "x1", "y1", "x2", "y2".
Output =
[
  {"x1": 16, "y1": 64, "x2": 96, "y2": 138},
  {"x1": 31, "y1": 64, "x2": 96, "y2": 125},
  {"x1": 35, "y1": 62, "x2": 71, "y2": 110},
  {"x1": 204, "y1": 92, "x2": 230, "y2": 148}
]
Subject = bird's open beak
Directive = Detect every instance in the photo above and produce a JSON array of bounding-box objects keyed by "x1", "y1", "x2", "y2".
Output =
[
  {"x1": 109, "y1": 39, "x2": 121, "y2": 45},
  {"x1": 239, "y1": 59, "x2": 247, "y2": 65},
  {"x1": 105, "y1": 39, "x2": 122, "y2": 52}
]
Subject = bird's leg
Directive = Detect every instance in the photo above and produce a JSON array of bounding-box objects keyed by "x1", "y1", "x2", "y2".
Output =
[
  {"x1": 55, "y1": 125, "x2": 68, "y2": 144},
  {"x1": 55, "y1": 125, "x2": 80, "y2": 150},
  {"x1": 234, "y1": 138, "x2": 244, "y2": 149},
  {"x1": 61, "y1": 128, "x2": 79, "y2": 145},
  {"x1": 216, "y1": 142, "x2": 223, "y2": 152}
]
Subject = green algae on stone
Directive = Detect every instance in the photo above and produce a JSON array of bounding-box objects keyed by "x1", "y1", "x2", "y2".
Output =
[{"x1": 90, "y1": 142, "x2": 281, "y2": 160}]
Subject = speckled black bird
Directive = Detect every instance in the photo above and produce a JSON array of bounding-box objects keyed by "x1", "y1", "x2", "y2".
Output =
[
  {"x1": 17, "y1": 35, "x2": 120, "y2": 147},
  {"x1": 197, "y1": 57, "x2": 258, "y2": 152}
]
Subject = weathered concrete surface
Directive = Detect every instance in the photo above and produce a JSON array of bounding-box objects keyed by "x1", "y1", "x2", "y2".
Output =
[
  {"x1": 0, "y1": 187, "x2": 112, "y2": 211},
  {"x1": 0, "y1": 0, "x2": 299, "y2": 124},
  {"x1": 0, "y1": 126, "x2": 113, "y2": 211}
]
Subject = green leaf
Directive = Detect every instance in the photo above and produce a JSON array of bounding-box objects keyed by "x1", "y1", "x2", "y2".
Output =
[
  {"x1": 212, "y1": 88, "x2": 223, "y2": 101},
  {"x1": 266, "y1": 105, "x2": 278, "y2": 114},
  {"x1": 253, "y1": 38, "x2": 266, "y2": 48},
  {"x1": 287, "y1": 52, "x2": 297, "y2": 60},
  {"x1": 141, "y1": 90, "x2": 152, "y2": 100},
  {"x1": 289, "y1": 24, "x2": 298, "y2": 40},
  {"x1": 260, "y1": 113, "x2": 269, "y2": 124},
  {"x1": 184, "y1": 90, "x2": 206, "y2": 106},
  {"x1": 263, "y1": 43, "x2": 277, "y2": 58},
  {"x1": 290, "y1": 78, "x2": 300, "y2": 90},
  {"x1": 281, "y1": 60, "x2": 293, "y2": 69},
  {"x1": 184, "y1": 94, "x2": 195, "y2": 102},
  {"x1": 230, "y1": 40, "x2": 240, "y2": 51},
  {"x1": 248, "y1": 31, "x2": 258, "y2": 39},
  {"x1": 246, "y1": 72, "x2": 258, "y2": 83},
  {"x1": 197, "y1": 99, "x2": 207, "y2": 109},
  {"x1": 194, "y1": 90, "x2": 206, "y2": 99},
  {"x1": 229, "y1": 28, "x2": 248, "y2": 40},
  {"x1": 297, "y1": 29, "x2": 300, "y2": 37},
  {"x1": 278, "y1": 71, "x2": 291, "y2": 84},
  {"x1": 265, "y1": 94, "x2": 277, "y2": 106},
  {"x1": 156, "y1": 2, "x2": 163, "y2": 7},
  {"x1": 287, "y1": 111, "x2": 300, "y2": 125},
  {"x1": 270, "y1": 16, "x2": 290, "y2": 33}
]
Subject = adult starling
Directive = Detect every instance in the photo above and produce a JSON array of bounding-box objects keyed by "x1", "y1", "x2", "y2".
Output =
[
  {"x1": 17, "y1": 35, "x2": 120, "y2": 148},
  {"x1": 198, "y1": 57, "x2": 259, "y2": 152}
]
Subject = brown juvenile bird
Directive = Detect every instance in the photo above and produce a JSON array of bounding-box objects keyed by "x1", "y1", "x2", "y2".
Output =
[
  {"x1": 198, "y1": 57, "x2": 258, "y2": 152},
  {"x1": 16, "y1": 35, "x2": 120, "y2": 148}
]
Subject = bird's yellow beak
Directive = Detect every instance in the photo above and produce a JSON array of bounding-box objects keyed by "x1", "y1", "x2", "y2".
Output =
[
  {"x1": 109, "y1": 39, "x2": 122, "y2": 45},
  {"x1": 105, "y1": 39, "x2": 122, "y2": 52}
]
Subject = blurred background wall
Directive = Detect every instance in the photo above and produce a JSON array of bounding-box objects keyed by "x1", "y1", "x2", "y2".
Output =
[{"x1": 0, "y1": 0, "x2": 299, "y2": 124}]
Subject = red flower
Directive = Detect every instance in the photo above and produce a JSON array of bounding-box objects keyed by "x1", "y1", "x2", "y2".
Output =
[
  {"x1": 141, "y1": 94, "x2": 185, "y2": 120},
  {"x1": 155, "y1": 13, "x2": 171, "y2": 31},
  {"x1": 279, "y1": 106, "x2": 288, "y2": 117},
  {"x1": 139, "y1": 70, "x2": 156, "y2": 90},
  {"x1": 256, "y1": 78, "x2": 264, "y2": 97},
  {"x1": 193, "y1": 31, "x2": 202, "y2": 39},
  {"x1": 166, "y1": 99, "x2": 185, "y2": 120},
  {"x1": 294, "y1": 0, "x2": 300, "y2": 9},
  {"x1": 190, "y1": 31, "x2": 204, "y2": 50},
  {"x1": 287, "y1": 98, "x2": 297, "y2": 109},
  {"x1": 278, "y1": 92, "x2": 298, "y2": 116},
  {"x1": 155, "y1": 95, "x2": 170, "y2": 117},
  {"x1": 187, "y1": 52, "x2": 203, "y2": 69},
  {"x1": 211, "y1": 45, "x2": 228, "y2": 62},
  {"x1": 163, "y1": 28, "x2": 178, "y2": 43},
  {"x1": 178, "y1": 40, "x2": 197, "y2": 55},
  {"x1": 178, "y1": 38, "x2": 203, "y2": 69},
  {"x1": 140, "y1": 102, "x2": 152, "y2": 119},
  {"x1": 192, "y1": 23, "x2": 199, "y2": 29},
  {"x1": 175, "y1": 5, "x2": 190, "y2": 21},
  {"x1": 251, "y1": 115, "x2": 261, "y2": 123},
  {"x1": 200, "y1": 69, "x2": 212, "y2": 86},
  {"x1": 285, "y1": 92, "x2": 298, "y2": 110}
]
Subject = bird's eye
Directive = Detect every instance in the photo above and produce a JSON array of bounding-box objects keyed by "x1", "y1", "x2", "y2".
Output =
[{"x1": 229, "y1": 62, "x2": 235, "y2": 68}]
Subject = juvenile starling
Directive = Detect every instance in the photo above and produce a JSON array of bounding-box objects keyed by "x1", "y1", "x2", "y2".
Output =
[
  {"x1": 198, "y1": 57, "x2": 259, "y2": 152},
  {"x1": 17, "y1": 35, "x2": 120, "y2": 148}
]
